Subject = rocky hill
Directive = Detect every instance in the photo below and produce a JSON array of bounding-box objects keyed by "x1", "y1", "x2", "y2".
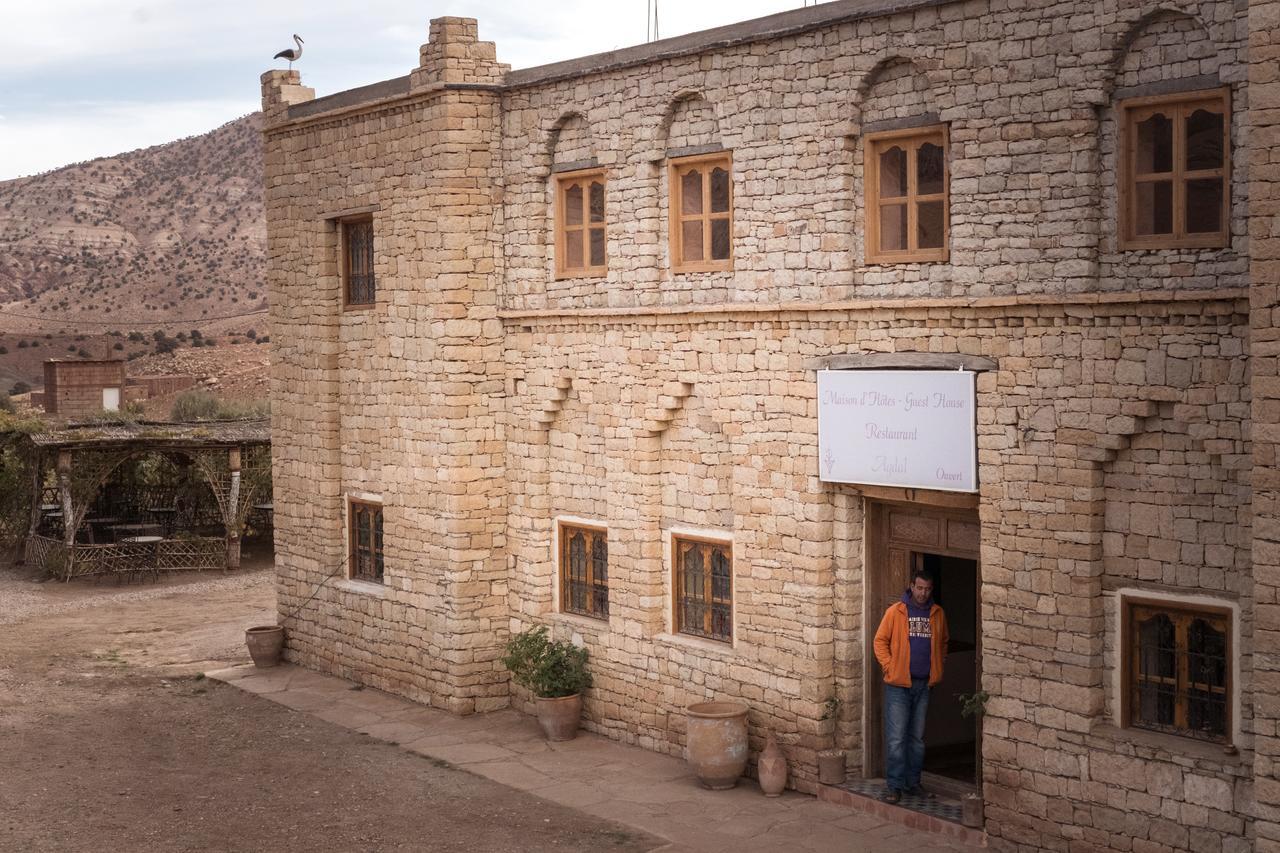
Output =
[
  {"x1": 0, "y1": 112, "x2": 264, "y2": 321},
  {"x1": 0, "y1": 113, "x2": 267, "y2": 390}
]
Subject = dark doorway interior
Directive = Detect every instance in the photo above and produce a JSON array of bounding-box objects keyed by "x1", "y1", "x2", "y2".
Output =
[{"x1": 919, "y1": 552, "x2": 978, "y2": 784}]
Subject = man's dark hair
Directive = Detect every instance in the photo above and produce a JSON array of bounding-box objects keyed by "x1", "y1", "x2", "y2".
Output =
[{"x1": 912, "y1": 567, "x2": 935, "y2": 586}]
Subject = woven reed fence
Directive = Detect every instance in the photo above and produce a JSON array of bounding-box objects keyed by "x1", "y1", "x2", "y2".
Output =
[{"x1": 27, "y1": 534, "x2": 224, "y2": 581}]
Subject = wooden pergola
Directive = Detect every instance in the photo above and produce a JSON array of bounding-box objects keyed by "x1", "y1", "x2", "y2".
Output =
[{"x1": 22, "y1": 420, "x2": 271, "y2": 581}]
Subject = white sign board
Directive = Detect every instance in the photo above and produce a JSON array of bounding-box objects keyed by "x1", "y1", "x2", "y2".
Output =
[{"x1": 817, "y1": 370, "x2": 977, "y2": 493}]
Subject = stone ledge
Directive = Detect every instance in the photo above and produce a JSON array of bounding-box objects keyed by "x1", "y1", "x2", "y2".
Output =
[{"x1": 498, "y1": 288, "x2": 1249, "y2": 326}]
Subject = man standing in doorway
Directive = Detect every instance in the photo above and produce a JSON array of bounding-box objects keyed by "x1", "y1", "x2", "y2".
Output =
[{"x1": 873, "y1": 567, "x2": 949, "y2": 804}]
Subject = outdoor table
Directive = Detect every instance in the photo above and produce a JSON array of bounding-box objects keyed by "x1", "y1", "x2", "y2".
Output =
[
  {"x1": 120, "y1": 535, "x2": 163, "y2": 583},
  {"x1": 110, "y1": 522, "x2": 163, "y2": 540},
  {"x1": 147, "y1": 506, "x2": 179, "y2": 536},
  {"x1": 81, "y1": 516, "x2": 120, "y2": 544},
  {"x1": 40, "y1": 503, "x2": 61, "y2": 513}
]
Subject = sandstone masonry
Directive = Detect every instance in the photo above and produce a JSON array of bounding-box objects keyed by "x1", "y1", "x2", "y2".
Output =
[{"x1": 262, "y1": 2, "x2": 1275, "y2": 850}]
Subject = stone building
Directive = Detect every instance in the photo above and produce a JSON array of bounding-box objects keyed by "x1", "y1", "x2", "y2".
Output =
[
  {"x1": 261, "y1": 2, "x2": 1279, "y2": 849},
  {"x1": 40, "y1": 359, "x2": 126, "y2": 416}
]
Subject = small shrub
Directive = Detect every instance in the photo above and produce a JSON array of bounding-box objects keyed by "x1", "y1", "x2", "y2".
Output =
[
  {"x1": 501, "y1": 626, "x2": 591, "y2": 699},
  {"x1": 170, "y1": 391, "x2": 268, "y2": 422},
  {"x1": 9, "y1": 381, "x2": 30, "y2": 396}
]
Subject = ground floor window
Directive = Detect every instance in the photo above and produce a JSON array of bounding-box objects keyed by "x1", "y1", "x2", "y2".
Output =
[
  {"x1": 559, "y1": 522, "x2": 608, "y2": 618},
  {"x1": 1124, "y1": 597, "x2": 1230, "y2": 743},
  {"x1": 673, "y1": 535, "x2": 732, "y2": 642},
  {"x1": 349, "y1": 499, "x2": 384, "y2": 583}
]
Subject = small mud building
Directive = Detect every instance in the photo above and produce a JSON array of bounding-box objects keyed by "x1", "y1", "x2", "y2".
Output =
[{"x1": 262, "y1": 2, "x2": 1280, "y2": 850}]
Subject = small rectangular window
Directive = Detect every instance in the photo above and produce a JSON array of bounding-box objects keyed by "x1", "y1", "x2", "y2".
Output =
[
  {"x1": 342, "y1": 216, "x2": 376, "y2": 306},
  {"x1": 1123, "y1": 598, "x2": 1231, "y2": 743},
  {"x1": 669, "y1": 153, "x2": 733, "y2": 273},
  {"x1": 559, "y1": 523, "x2": 608, "y2": 619},
  {"x1": 555, "y1": 170, "x2": 607, "y2": 278},
  {"x1": 673, "y1": 535, "x2": 733, "y2": 643},
  {"x1": 349, "y1": 499, "x2": 384, "y2": 583},
  {"x1": 1120, "y1": 89, "x2": 1229, "y2": 249},
  {"x1": 865, "y1": 126, "x2": 949, "y2": 264}
]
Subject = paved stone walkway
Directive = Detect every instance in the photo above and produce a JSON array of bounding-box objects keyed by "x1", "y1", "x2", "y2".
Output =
[{"x1": 208, "y1": 663, "x2": 974, "y2": 853}]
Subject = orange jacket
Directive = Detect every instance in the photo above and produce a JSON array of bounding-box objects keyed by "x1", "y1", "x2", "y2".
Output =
[{"x1": 873, "y1": 600, "x2": 949, "y2": 688}]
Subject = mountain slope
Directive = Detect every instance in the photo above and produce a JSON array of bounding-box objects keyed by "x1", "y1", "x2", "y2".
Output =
[{"x1": 0, "y1": 113, "x2": 265, "y2": 326}]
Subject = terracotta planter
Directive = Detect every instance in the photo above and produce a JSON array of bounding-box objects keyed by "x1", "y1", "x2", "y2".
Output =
[
  {"x1": 962, "y1": 792, "x2": 984, "y2": 828},
  {"x1": 757, "y1": 731, "x2": 787, "y2": 796},
  {"x1": 245, "y1": 625, "x2": 285, "y2": 668},
  {"x1": 686, "y1": 701, "x2": 749, "y2": 790},
  {"x1": 535, "y1": 693, "x2": 582, "y2": 741},
  {"x1": 817, "y1": 749, "x2": 846, "y2": 785}
]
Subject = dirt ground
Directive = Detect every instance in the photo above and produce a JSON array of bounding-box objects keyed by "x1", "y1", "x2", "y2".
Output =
[{"x1": 0, "y1": 550, "x2": 658, "y2": 853}]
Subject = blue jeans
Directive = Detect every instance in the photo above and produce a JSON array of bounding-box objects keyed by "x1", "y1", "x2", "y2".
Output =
[{"x1": 884, "y1": 678, "x2": 930, "y2": 792}]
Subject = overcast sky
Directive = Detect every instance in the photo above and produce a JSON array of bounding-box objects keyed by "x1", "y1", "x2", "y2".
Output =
[{"x1": 0, "y1": 0, "x2": 816, "y2": 181}]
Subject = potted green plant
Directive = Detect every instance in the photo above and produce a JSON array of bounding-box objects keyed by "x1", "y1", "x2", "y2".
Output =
[
  {"x1": 501, "y1": 625, "x2": 592, "y2": 741},
  {"x1": 817, "y1": 695, "x2": 846, "y2": 785}
]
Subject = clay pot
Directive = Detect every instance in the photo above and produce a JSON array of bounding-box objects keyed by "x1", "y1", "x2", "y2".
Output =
[
  {"x1": 817, "y1": 749, "x2": 846, "y2": 785},
  {"x1": 245, "y1": 625, "x2": 285, "y2": 668},
  {"x1": 686, "y1": 701, "x2": 749, "y2": 789},
  {"x1": 962, "y1": 792, "x2": 984, "y2": 828},
  {"x1": 757, "y1": 731, "x2": 787, "y2": 796},
  {"x1": 535, "y1": 693, "x2": 582, "y2": 741}
]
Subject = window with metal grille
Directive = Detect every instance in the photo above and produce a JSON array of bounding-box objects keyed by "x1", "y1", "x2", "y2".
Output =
[
  {"x1": 349, "y1": 499, "x2": 384, "y2": 583},
  {"x1": 674, "y1": 535, "x2": 732, "y2": 642},
  {"x1": 555, "y1": 170, "x2": 607, "y2": 278},
  {"x1": 559, "y1": 523, "x2": 608, "y2": 619},
  {"x1": 865, "y1": 125, "x2": 948, "y2": 263},
  {"x1": 669, "y1": 152, "x2": 733, "y2": 273},
  {"x1": 1119, "y1": 88, "x2": 1229, "y2": 250},
  {"x1": 343, "y1": 217, "x2": 376, "y2": 306},
  {"x1": 1124, "y1": 599, "x2": 1230, "y2": 743}
]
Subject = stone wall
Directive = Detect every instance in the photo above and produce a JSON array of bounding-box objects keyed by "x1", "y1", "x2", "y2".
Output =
[
  {"x1": 1249, "y1": 0, "x2": 1280, "y2": 848},
  {"x1": 262, "y1": 1, "x2": 1268, "y2": 850},
  {"x1": 263, "y1": 21, "x2": 510, "y2": 714}
]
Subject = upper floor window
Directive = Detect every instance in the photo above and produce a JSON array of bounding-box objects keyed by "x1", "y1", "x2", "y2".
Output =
[
  {"x1": 865, "y1": 126, "x2": 948, "y2": 263},
  {"x1": 1119, "y1": 89, "x2": 1229, "y2": 250},
  {"x1": 673, "y1": 534, "x2": 733, "y2": 643},
  {"x1": 349, "y1": 499, "x2": 384, "y2": 583},
  {"x1": 342, "y1": 216, "x2": 375, "y2": 307},
  {"x1": 555, "y1": 170, "x2": 607, "y2": 278},
  {"x1": 669, "y1": 152, "x2": 733, "y2": 273},
  {"x1": 1123, "y1": 597, "x2": 1231, "y2": 743},
  {"x1": 559, "y1": 522, "x2": 608, "y2": 619}
]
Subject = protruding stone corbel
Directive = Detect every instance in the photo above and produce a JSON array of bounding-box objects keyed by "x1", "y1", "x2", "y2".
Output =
[
  {"x1": 531, "y1": 375, "x2": 574, "y2": 431},
  {"x1": 641, "y1": 379, "x2": 695, "y2": 437}
]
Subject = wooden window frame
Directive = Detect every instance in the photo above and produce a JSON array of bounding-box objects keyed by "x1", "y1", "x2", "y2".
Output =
[
  {"x1": 865, "y1": 125, "x2": 949, "y2": 264},
  {"x1": 558, "y1": 521, "x2": 609, "y2": 620},
  {"x1": 347, "y1": 498, "x2": 384, "y2": 583},
  {"x1": 668, "y1": 152, "x2": 734, "y2": 274},
  {"x1": 1118, "y1": 88, "x2": 1230, "y2": 251},
  {"x1": 672, "y1": 533, "x2": 734, "y2": 643},
  {"x1": 1120, "y1": 596, "x2": 1233, "y2": 745},
  {"x1": 554, "y1": 169, "x2": 608, "y2": 279},
  {"x1": 340, "y1": 215, "x2": 376, "y2": 309}
]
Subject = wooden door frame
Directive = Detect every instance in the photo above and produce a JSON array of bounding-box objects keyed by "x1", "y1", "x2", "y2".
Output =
[{"x1": 862, "y1": 496, "x2": 981, "y2": 780}]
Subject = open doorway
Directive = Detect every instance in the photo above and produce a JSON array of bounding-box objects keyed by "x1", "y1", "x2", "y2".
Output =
[
  {"x1": 863, "y1": 500, "x2": 981, "y2": 793},
  {"x1": 919, "y1": 552, "x2": 978, "y2": 784}
]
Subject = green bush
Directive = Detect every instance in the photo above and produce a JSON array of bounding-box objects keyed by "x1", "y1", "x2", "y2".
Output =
[
  {"x1": 501, "y1": 626, "x2": 591, "y2": 699},
  {"x1": 170, "y1": 391, "x2": 268, "y2": 422}
]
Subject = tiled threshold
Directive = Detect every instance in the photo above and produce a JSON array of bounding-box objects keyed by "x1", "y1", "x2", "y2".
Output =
[{"x1": 818, "y1": 776, "x2": 988, "y2": 848}]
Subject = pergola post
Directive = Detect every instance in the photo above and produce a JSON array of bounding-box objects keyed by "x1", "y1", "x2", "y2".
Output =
[
  {"x1": 226, "y1": 446, "x2": 242, "y2": 571},
  {"x1": 22, "y1": 452, "x2": 44, "y2": 563},
  {"x1": 57, "y1": 450, "x2": 74, "y2": 578}
]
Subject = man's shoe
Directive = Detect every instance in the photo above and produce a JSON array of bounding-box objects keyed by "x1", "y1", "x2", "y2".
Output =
[
  {"x1": 906, "y1": 785, "x2": 936, "y2": 799},
  {"x1": 881, "y1": 788, "x2": 902, "y2": 804}
]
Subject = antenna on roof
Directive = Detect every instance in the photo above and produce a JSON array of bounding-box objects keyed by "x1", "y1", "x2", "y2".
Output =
[{"x1": 647, "y1": 0, "x2": 659, "y2": 42}]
